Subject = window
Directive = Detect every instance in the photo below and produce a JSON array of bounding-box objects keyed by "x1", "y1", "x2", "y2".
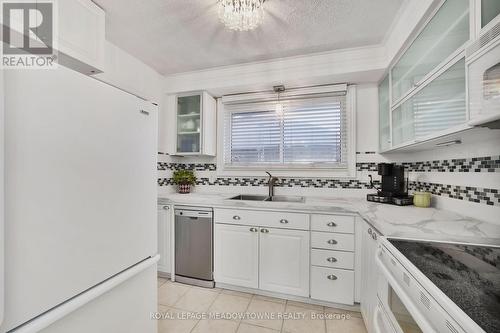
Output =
[{"x1": 219, "y1": 86, "x2": 355, "y2": 177}]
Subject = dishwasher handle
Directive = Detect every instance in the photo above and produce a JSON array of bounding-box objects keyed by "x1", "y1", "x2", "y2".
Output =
[{"x1": 175, "y1": 209, "x2": 212, "y2": 219}]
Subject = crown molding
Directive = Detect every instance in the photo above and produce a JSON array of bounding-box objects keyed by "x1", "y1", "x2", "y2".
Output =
[{"x1": 162, "y1": 0, "x2": 437, "y2": 95}]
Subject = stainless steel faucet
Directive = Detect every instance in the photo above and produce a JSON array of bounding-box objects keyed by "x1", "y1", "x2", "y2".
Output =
[{"x1": 266, "y1": 171, "x2": 279, "y2": 198}]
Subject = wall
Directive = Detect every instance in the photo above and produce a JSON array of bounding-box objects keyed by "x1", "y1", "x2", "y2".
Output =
[{"x1": 157, "y1": 84, "x2": 500, "y2": 224}]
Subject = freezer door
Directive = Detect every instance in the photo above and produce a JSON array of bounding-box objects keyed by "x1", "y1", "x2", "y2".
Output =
[
  {"x1": 175, "y1": 209, "x2": 213, "y2": 281},
  {"x1": 1, "y1": 66, "x2": 157, "y2": 332}
]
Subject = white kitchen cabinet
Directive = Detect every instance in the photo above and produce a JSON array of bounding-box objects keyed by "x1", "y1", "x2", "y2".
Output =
[
  {"x1": 392, "y1": 58, "x2": 467, "y2": 146},
  {"x1": 259, "y1": 228, "x2": 309, "y2": 297},
  {"x1": 173, "y1": 92, "x2": 216, "y2": 156},
  {"x1": 310, "y1": 266, "x2": 354, "y2": 305},
  {"x1": 378, "y1": 75, "x2": 391, "y2": 152},
  {"x1": 360, "y1": 220, "x2": 382, "y2": 333},
  {"x1": 379, "y1": 0, "x2": 473, "y2": 151},
  {"x1": 214, "y1": 224, "x2": 259, "y2": 289},
  {"x1": 57, "y1": 0, "x2": 106, "y2": 75},
  {"x1": 157, "y1": 205, "x2": 172, "y2": 275},
  {"x1": 8, "y1": 0, "x2": 105, "y2": 75},
  {"x1": 391, "y1": 0, "x2": 469, "y2": 103}
]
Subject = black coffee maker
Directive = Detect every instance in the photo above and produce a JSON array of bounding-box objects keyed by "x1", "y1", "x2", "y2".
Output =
[{"x1": 367, "y1": 163, "x2": 413, "y2": 206}]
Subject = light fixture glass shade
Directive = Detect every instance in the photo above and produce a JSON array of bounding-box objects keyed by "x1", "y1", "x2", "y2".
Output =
[{"x1": 218, "y1": 0, "x2": 265, "y2": 31}]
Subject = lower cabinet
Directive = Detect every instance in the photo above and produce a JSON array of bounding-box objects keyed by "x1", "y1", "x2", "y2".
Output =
[
  {"x1": 214, "y1": 224, "x2": 259, "y2": 288},
  {"x1": 214, "y1": 224, "x2": 309, "y2": 297},
  {"x1": 213, "y1": 209, "x2": 358, "y2": 305},
  {"x1": 310, "y1": 266, "x2": 354, "y2": 305},
  {"x1": 259, "y1": 228, "x2": 309, "y2": 297},
  {"x1": 157, "y1": 205, "x2": 172, "y2": 275},
  {"x1": 360, "y1": 220, "x2": 381, "y2": 333}
]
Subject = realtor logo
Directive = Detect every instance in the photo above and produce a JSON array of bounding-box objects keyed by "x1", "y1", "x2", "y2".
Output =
[{"x1": 1, "y1": 0, "x2": 58, "y2": 68}]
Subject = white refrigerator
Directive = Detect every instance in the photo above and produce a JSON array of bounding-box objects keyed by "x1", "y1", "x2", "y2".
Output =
[{"x1": 0, "y1": 65, "x2": 158, "y2": 333}]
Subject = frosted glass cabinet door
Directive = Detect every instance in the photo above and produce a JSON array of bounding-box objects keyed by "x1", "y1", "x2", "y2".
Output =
[
  {"x1": 392, "y1": 59, "x2": 466, "y2": 146},
  {"x1": 391, "y1": 0, "x2": 469, "y2": 103},
  {"x1": 481, "y1": 0, "x2": 500, "y2": 28},
  {"x1": 177, "y1": 94, "x2": 201, "y2": 154},
  {"x1": 378, "y1": 75, "x2": 391, "y2": 151}
]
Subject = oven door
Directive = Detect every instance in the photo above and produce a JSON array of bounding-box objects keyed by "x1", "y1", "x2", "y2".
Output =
[
  {"x1": 373, "y1": 298, "x2": 397, "y2": 333},
  {"x1": 376, "y1": 247, "x2": 435, "y2": 333}
]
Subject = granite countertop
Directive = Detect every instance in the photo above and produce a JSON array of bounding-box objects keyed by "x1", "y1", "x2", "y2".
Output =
[{"x1": 158, "y1": 192, "x2": 500, "y2": 246}]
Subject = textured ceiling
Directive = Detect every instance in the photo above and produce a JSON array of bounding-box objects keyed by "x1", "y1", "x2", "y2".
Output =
[{"x1": 94, "y1": 0, "x2": 404, "y2": 75}]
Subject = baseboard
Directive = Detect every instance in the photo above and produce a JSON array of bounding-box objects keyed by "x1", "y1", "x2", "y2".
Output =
[{"x1": 216, "y1": 282, "x2": 361, "y2": 312}]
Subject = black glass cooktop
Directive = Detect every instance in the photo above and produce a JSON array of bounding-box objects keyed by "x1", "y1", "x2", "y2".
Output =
[{"x1": 389, "y1": 239, "x2": 500, "y2": 333}]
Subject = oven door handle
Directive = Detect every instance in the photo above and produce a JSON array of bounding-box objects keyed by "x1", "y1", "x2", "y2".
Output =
[{"x1": 375, "y1": 248, "x2": 437, "y2": 333}]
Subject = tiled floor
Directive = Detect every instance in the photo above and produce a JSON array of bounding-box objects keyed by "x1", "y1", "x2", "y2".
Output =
[{"x1": 157, "y1": 277, "x2": 368, "y2": 333}]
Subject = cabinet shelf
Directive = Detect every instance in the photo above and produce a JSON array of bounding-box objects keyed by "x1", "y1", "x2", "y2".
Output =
[
  {"x1": 177, "y1": 113, "x2": 201, "y2": 118},
  {"x1": 177, "y1": 131, "x2": 200, "y2": 135}
]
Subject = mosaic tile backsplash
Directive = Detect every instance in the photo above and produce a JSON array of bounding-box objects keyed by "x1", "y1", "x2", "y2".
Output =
[{"x1": 158, "y1": 155, "x2": 500, "y2": 206}]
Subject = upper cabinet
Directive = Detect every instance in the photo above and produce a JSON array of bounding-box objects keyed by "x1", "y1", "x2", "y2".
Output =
[
  {"x1": 378, "y1": 75, "x2": 391, "y2": 151},
  {"x1": 392, "y1": 59, "x2": 466, "y2": 146},
  {"x1": 173, "y1": 92, "x2": 216, "y2": 156},
  {"x1": 57, "y1": 0, "x2": 106, "y2": 75},
  {"x1": 379, "y1": 0, "x2": 476, "y2": 152},
  {"x1": 480, "y1": 0, "x2": 500, "y2": 29},
  {"x1": 391, "y1": 0, "x2": 469, "y2": 103}
]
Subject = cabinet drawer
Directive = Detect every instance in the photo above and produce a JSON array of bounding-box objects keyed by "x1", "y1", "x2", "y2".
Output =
[
  {"x1": 311, "y1": 232, "x2": 354, "y2": 251},
  {"x1": 311, "y1": 249, "x2": 354, "y2": 270},
  {"x1": 214, "y1": 208, "x2": 309, "y2": 230},
  {"x1": 310, "y1": 266, "x2": 354, "y2": 305},
  {"x1": 311, "y1": 214, "x2": 354, "y2": 234}
]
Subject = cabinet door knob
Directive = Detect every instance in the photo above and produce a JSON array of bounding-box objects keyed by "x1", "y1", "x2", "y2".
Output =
[
  {"x1": 260, "y1": 228, "x2": 269, "y2": 233},
  {"x1": 327, "y1": 239, "x2": 338, "y2": 245},
  {"x1": 327, "y1": 275, "x2": 338, "y2": 281},
  {"x1": 327, "y1": 257, "x2": 337, "y2": 263},
  {"x1": 280, "y1": 219, "x2": 289, "y2": 224},
  {"x1": 368, "y1": 228, "x2": 372, "y2": 235},
  {"x1": 327, "y1": 222, "x2": 337, "y2": 227},
  {"x1": 249, "y1": 227, "x2": 258, "y2": 232},
  {"x1": 233, "y1": 215, "x2": 241, "y2": 220},
  {"x1": 163, "y1": 206, "x2": 170, "y2": 210},
  {"x1": 372, "y1": 233, "x2": 377, "y2": 240}
]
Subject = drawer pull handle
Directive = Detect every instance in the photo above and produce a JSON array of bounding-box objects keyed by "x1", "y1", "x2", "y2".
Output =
[
  {"x1": 327, "y1": 239, "x2": 338, "y2": 245},
  {"x1": 280, "y1": 219, "x2": 289, "y2": 224},
  {"x1": 327, "y1": 222, "x2": 337, "y2": 227},
  {"x1": 249, "y1": 227, "x2": 258, "y2": 232},
  {"x1": 327, "y1": 275, "x2": 338, "y2": 281},
  {"x1": 233, "y1": 215, "x2": 241, "y2": 220},
  {"x1": 163, "y1": 206, "x2": 170, "y2": 210},
  {"x1": 372, "y1": 233, "x2": 377, "y2": 240},
  {"x1": 327, "y1": 257, "x2": 337, "y2": 263},
  {"x1": 261, "y1": 228, "x2": 269, "y2": 233}
]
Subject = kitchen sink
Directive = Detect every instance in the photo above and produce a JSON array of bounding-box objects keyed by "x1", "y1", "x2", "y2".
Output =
[
  {"x1": 229, "y1": 194, "x2": 269, "y2": 201},
  {"x1": 228, "y1": 194, "x2": 305, "y2": 203},
  {"x1": 264, "y1": 195, "x2": 305, "y2": 203}
]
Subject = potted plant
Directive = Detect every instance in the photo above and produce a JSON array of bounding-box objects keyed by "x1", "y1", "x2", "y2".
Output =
[{"x1": 172, "y1": 169, "x2": 197, "y2": 194}]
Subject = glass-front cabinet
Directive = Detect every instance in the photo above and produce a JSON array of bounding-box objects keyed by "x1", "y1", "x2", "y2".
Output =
[
  {"x1": 174, "y1": 92, "x2": 216, "y2": 156},
  {"x1": 392, "y1": 59, "x2": 466, "y2": 146},
  {"x1": 481, "y1": 0, "x2": 500, "y2": 28},
  {"x1": 378, "y1": 75, "x2": 391, "y2": 151},
  {"x1": 379, "y1": 0, "x2": 476, "y2": 152},
  {"x1": 177, "y1": 94, "x2": 202, "y2": 154},
  {"x1": 391, "y1": 0, "x2": 469, "y2": 103}
]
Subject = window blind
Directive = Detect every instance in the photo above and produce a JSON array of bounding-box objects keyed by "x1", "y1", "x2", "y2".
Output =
[{"x1": 223, "y1": 95, "x2": 348, "y2": 168}]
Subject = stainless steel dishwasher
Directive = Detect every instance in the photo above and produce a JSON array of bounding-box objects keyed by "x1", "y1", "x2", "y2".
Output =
[{"x1": 174, "y1": 206, "x2": 214, "y2": 288}]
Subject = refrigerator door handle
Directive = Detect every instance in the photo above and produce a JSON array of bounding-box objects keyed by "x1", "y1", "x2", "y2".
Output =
[{"x1": 12, "y1": 255, "x2": 160, "y2": 333}]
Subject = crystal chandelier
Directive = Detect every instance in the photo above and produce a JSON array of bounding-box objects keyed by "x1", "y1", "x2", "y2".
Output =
[{"x1": 218, "y1": 0, "x2": 265, "y2": 31}]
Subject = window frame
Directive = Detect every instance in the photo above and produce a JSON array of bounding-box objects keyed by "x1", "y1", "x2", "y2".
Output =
[{"x1": 216, "y1": 85, "x2": 357, "y2": 178}]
